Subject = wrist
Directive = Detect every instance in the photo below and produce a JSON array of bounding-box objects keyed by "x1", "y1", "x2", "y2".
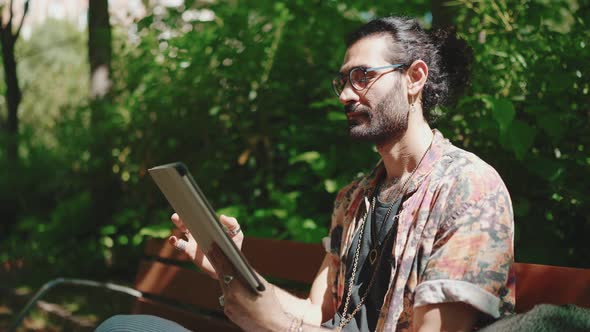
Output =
[
  {"x1": 285, "y1": 313, "x2": 304, "y2": 332},
  {"x1": 269, "y1": 285, "x2": 304, "y2": 332}
]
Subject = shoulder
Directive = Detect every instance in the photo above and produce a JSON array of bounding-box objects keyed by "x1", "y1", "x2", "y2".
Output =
[
  {"x1": 435, "y1": 144, "x2": 508, "y2": 202},
  {"x1": 426, "y1": 143, "x2": 513, "y2": 227}
]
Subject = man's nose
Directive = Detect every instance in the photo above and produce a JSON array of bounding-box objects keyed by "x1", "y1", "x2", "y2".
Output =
[{"x1": 338, "y1": 81, "x2": 359, "y2": 105}]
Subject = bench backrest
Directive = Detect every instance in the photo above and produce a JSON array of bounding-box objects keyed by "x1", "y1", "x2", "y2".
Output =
[
  {"x1": 133, "y1": 235, "x2": 324, "y2": 331},
  {"x1": 514, "y1": 262, "x2": 590, "y2": 312},
  {"x1": 134, "y1": 236, "x2": 590, "y2": 331}
]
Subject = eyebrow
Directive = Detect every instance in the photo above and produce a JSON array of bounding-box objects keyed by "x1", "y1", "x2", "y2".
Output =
[{"x1": 339, "y1": 64, "x2": 371, "y2": 74}]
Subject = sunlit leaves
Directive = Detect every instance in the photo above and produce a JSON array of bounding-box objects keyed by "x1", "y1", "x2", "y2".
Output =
[
  {"x1": 3, "y1": 0, "x2": 589, "y2": 276},
  {"x1": 500, "y1": 119, "x2": 537, "y2": 160},
  {"x1": 483, "y1": 96, "x2": 515, "y2": 132},
  {"x1": 449, "y1": 0, "x2": 590, "y2": 265}
]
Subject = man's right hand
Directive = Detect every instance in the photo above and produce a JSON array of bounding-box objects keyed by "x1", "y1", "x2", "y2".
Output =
[{"x1": 168, "y1": 213, "x2": 244, "y2": 279}]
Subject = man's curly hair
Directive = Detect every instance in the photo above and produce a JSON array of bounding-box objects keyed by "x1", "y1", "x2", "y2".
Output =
[{"x1": 347, "y1": 17, "x2": 473, "y2": 124}]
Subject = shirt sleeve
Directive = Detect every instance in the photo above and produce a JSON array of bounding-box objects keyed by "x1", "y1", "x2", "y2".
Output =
[{"x1": 414, "y1": 180, "x2": 514, "y2": 318}]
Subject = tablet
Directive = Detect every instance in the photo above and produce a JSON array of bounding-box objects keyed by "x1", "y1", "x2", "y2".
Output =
[{"x1": 148, "y1": 162, "x2": 265, "y2": 293}]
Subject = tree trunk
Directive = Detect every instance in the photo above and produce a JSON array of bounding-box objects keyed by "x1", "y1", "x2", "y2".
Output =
[
  {"x1": 88, "y1": 0, "x2": 112, "y2": 100},
  {"x1": 431, "y1": 0, "x2": 455, "y2": 29},
  {"x1": 0, "y1": 1, "x2": 29, "y2": 240},
  {"x1": 87, "y1": 0, "x2": 117, "y2": 229},
  {"x1": 0, "y1": 21, "x2": 21, "y2": 161}
]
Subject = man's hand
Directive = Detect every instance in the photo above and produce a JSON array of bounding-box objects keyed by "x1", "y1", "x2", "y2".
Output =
[
  {"x1": 413, "y1": 302, "x2": 478, "y2": 332},
  {"x1": 208, "y1": 245, "x2": 290, "y2": 332},
  {"x1": 168, "y1": 213, "x2": 243, "y2": 279},
  {"x1": 169, "y1": 213, "x2": 333, "y2": 331}
]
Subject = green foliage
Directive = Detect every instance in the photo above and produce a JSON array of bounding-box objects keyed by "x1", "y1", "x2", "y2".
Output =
[
  {"x1": 442, "y1": 0, "x2": 590, "y2": 265},
  {"x1": 17, "y1": 19, "x2": 89, "y2": 148},
  {"x1": 0, "y1": 0, "x2": 588, "y2": 281}
]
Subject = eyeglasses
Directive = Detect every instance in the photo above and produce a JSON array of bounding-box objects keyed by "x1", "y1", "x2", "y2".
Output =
[{"x1": 331, "y1": 64, "x2": 406, "y2": 97}]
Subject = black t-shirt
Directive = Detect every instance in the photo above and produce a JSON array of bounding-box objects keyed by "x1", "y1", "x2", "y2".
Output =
[{"x1": 322, "y1": 195, "x2": 401, "y2": 331}]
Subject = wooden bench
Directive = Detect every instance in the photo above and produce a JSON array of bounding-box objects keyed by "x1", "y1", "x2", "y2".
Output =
[
  {"x1": 133, "y1": 234, "x2": 590, "y2": 331},
  {"x1": 133, "y1": 234, "x2": 325, "y2": 331}
]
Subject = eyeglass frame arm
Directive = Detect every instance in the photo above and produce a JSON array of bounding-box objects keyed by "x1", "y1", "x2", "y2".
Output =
[{"x1": 363, "y1": 63, "x2": 405, "y2": 73}]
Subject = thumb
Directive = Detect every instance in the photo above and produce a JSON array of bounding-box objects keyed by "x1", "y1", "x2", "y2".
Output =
[{"x1": 219, "y1": 214, "x2": 240, "y2": 231}]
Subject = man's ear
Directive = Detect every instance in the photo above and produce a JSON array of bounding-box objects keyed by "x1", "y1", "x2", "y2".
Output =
[{"x1": 406, "y1": 60, "x2": 428, "y2": 98}]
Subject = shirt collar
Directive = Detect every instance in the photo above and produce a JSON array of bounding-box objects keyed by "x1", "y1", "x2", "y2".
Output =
[
  {"x1": 404, "y1": 129, "x2": 448, "y2": 194},
  {"x1": 360, "y1": 129, "x2": 449, "y2": 198}
]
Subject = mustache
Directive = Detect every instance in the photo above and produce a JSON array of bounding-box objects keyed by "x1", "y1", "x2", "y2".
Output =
[
  {"x1": 344, "y1": 104, "x2": 356, "y2": 114},
  {"x1": 344, "y1": 104, "x2": 369, "y2": 115}
]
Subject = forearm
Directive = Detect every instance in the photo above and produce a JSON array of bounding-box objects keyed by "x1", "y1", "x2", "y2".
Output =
[
  {"x1": 273, "y1": 285, "x2": 325, "y2": 325},
  {"x1": 413, "y1": 303, "x2": 478, "y2": 332},
  {"x1": 272, "y1": 255, "x2": 335, "y2": 326}
]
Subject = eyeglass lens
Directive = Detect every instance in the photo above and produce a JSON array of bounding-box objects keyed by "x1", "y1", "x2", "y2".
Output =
[{"x1": 332, "y1": 68, "x2": 368, "y2": 96}]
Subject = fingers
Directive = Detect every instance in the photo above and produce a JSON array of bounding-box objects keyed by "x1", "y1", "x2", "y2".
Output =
[
  {"x1": 171, "y1": 213, "x2": 190, "y2": 232},
  {"x1": 169, "y1": 236, "x2": 188, "y2": 253},
  {"x1": 173, "y1": 213, "x2": 241, "y2": 238},
  {"x1": 220, "y1": 214, "x2": 239, "y2": 230},
  {"x1": 220, "y1": 215, "x2": 242, "y2": 238}
]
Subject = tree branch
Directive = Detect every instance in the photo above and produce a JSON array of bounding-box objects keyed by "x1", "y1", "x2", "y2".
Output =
[
  {"x1": 14, "y1": 0, "x2": 30, "y2": 41},
  {"x1": 8, "y1": 0, "x2": 14, "y2": 31}
]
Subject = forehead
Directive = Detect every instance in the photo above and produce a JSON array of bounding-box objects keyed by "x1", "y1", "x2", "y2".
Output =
[{"x1": 340, "y1": 34, "x2": 392, "y2": 72}]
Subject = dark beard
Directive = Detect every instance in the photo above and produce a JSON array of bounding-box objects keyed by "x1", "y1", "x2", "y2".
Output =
[{"x1": 346, "y1": 82, "x2": 409, "y2": 144}]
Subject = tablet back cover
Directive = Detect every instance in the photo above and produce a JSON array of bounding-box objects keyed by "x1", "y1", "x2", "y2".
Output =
[{"x1": 148, "y1": 162, "x2": 264, "y2": 293}]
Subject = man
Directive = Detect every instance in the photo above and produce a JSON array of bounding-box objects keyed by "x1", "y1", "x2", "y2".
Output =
[
  {"x1": 172, "y1": 16, "x2": 515, "y2": 332},
  {"x1": 98, "y1": 16, "x2": 514, "y2": 332}
]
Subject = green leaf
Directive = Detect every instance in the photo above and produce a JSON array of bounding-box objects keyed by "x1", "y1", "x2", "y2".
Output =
[
  {"x1": 217, "y1": 205, "x2": 245, "y2": 219},
  {"x1": 139, "y1": 224, "x2": 171, "y2": 238},
  {"x1": 324, "y1": 179, "x2": 338, "y2": 193},
  {"x1": 327, "y1": 111, "x2": 346, "y2": 121},
  {"x1": 289, "y1": 151, "x2": 327, "y2": 173},
  {"x1": 485, "y1": 97, "x2": 515, "y2": 132},
  {"x1": 536, "y1": 113, "x2": 565, "y2": 142},
  {"x1": 504, "y1": 120, "x2": 536, "y2": 160},
  {"x1": 302, "y1": 219, "x2": 317, "y2": 230},
  {"x1": 100, "y1": 225, "x2": 117, "y2": 236},
  {"x1": 514, "y1": 197, "x2": 530, "y2": 217},
  {"x1": 310, "y1": 98, "x2": 341, "y2": 110},
  {"x1": 289, "y1": 151, "x2": 320, "y2": 165},
  {"x1": 272, "y1": 209, "x2": 288, "y2": 219},
  {"x1": 528, "y1": 157, "x2": 564, "y2": 182}
]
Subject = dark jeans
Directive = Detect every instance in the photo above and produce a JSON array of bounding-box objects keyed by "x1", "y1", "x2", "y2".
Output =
[{"x1": 95, "y1": 314, "x2": 193, "y2": 332}]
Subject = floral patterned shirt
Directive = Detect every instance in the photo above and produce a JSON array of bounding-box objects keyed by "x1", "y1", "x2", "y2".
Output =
[{"x1": 325, "y1": 130, "x2": 515, "y2": 331}]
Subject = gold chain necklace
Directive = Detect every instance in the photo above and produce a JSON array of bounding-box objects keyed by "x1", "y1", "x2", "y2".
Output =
[
  {"x1": 337, "y1": 198, "x2": 399, "y2": 331},
  {"x1": 337, "y1": 135, "x2": 434, "y2": 331}
]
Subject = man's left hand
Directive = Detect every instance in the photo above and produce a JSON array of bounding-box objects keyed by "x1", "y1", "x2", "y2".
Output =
[{"x1": 208, "y1": 245, "x2": 291, "y2": 332}]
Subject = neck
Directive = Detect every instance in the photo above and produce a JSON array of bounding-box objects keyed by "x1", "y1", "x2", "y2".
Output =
[{"x1": 375, "y1": 116, "x2": 434, "y2": 182}]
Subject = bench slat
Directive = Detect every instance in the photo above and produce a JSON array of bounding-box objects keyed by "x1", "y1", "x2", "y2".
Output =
[
  {"x1": 132, "y1": 297, "x2": 241, "y2": 332},
  {"x1": 143, "y1": 237, "x2": 326, "y2": 284},
  {"x1": 144, "y1": 235, "x2": 192, "y2": 262},
  {"x1": 135, "y1": 260, "x2": 223, "y2": 312},
  {"x1": 515, "y1": 262, "x2": 590, "y2": 313},
  {"x1": 242, "y1": 238, "x2": 325, "y2": 284},
  {"x1": 140, "y1": 236, "x2": 590, "y2": 327}
]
